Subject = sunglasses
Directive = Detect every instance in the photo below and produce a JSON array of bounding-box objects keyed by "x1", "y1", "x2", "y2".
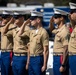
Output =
[
  {"x1": 0, "y1": 14, "x2": 2, "y2": 17},
  {"x1": 14, "y1": 17, "x2": 20, "y2": 19},
  {"x1": 13, "y1": 15, "x2": 23, "y2": 19},
  {"x1": 13, "y1": 16, "x2": 20, "y2": 19},
  {"x1": 30, "y1": 16, "x2": 38, "y2": 20},
  {"x1": 53, "y1": 14, "x2": 62, "y2": 19},
  {"x1": 70, "y1": 9, "x2": 76, "y2": 14},
  {"x1": 2, "y1": 15, "x2": 10, "y2": 19}
]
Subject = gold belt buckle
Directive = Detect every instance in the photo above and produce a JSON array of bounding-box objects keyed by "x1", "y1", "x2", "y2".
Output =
[
  {"x1": 30, "y1": 54, "x2": 36, "y2": 57},
  {"x1": 14, "y1": 54, "x2": 19, "y2": 56},
  {"x1": 21, "y1": 54, "x2": 26, "y2": 56},
  {"x1": 14, "y1": 53, "x2": 26, "y2": 56},
  {"x1": 34, "y1": 54, "x2": 36, "y2": 57}
]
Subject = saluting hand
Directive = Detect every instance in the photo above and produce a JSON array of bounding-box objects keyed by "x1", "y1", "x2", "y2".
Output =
[
  {"x1": 49, "y1": 16, "x2": 55, "y2": 31},
  {"x1": 23, "y1": 19, "x2": 31, "y2": 26},
  {"x1": 68, "y1": 14, "x2": 71, "y2": 20},
  {"x1": 50, "y1": 16, "x2": 54, "y2": 24},
  {"x1": 8, "y1": 17, "x2": 15, "y2": 24}
]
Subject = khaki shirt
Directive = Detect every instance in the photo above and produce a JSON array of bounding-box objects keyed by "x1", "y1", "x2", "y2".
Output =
[
  {"x1": 29, "y1": 27, "x2": 49, "y2": 56},
  {"x1": 0, "y1": 27, "x2": 1, "y2": 50},
  {"x1": 53, "y1": 25, "x2": 70, "y2": 54},
  {"x1": 1, "y1": 25, "x2": 13, "y2": 51},
  {"x1": 6, "y1": 25, "x2": 30, "y2": 53},
  {"x1": 0, "y1": 27, "x2": 1, "y2": 33},
  {"x1": 68, "y1": 26, "x2": 76, "y2": 53}
]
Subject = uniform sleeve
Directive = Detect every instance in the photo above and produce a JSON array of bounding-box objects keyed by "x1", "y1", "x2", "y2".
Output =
[
  {"x1": 52, "y1": 29, "x2": 58, "y2": 34},
  {"x1": 3, "y1": 24, "x2": 14, "y2": 37},
  {"x1": 5, "y1": 29, "x2": 13, "y2": 37},
  {"x1": 20, "y1": 30, "x2": 31, "y2": 38},
  {"x1": 42, "y1": 31, "x2": 49, "y2": 47}
]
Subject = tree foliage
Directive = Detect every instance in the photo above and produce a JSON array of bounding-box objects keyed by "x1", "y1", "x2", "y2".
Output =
[{"x1": 9, "y1": 0, "x2": 71, "y2": 6}]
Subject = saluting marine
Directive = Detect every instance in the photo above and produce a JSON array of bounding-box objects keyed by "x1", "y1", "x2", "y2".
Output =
[
  {"x1": 18, "y1": 11, "x2": 49, "y2": 75},
  {"x1": 1, "y1": 11, "x2": 13, "y2": 75},
  {"x1": 49, "y1": 8, "x2": 70, "y2": 75},
  {"x1": 3, "y1": 11, "x2": 30, "y2": 75},
  {"x1": 68, "y1": 2, "x2": 76, "y2": 75}
]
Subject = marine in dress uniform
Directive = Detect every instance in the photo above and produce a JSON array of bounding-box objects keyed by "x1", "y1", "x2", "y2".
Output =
[
  {"x1": 28, "y1": 11, "x2": 49, "y2": 75},
  {"x1": 0, "y1": 10, "x2": 3, "y2": 49},
  {"x1": 49, "y1": 8, "x2": 70, "y2": 75},
  {"x1": 68, "y1": 2, "x2": 76, "y2": 75},
  {"x1": 0, "y1": 10, "x2": 3, "y2": 72},
  {"x1": 0, "y1": 11, "x2": 3, "y2": 26},
  {"x1": 1, "y1": 11, "x2": 13, "y2": 75},
  {"x1": 18, "y1": 11, "x2": 49, "y2": 75},
  {"x1": 3, "y1": 11, "x2": 30, "y2": 75}
]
